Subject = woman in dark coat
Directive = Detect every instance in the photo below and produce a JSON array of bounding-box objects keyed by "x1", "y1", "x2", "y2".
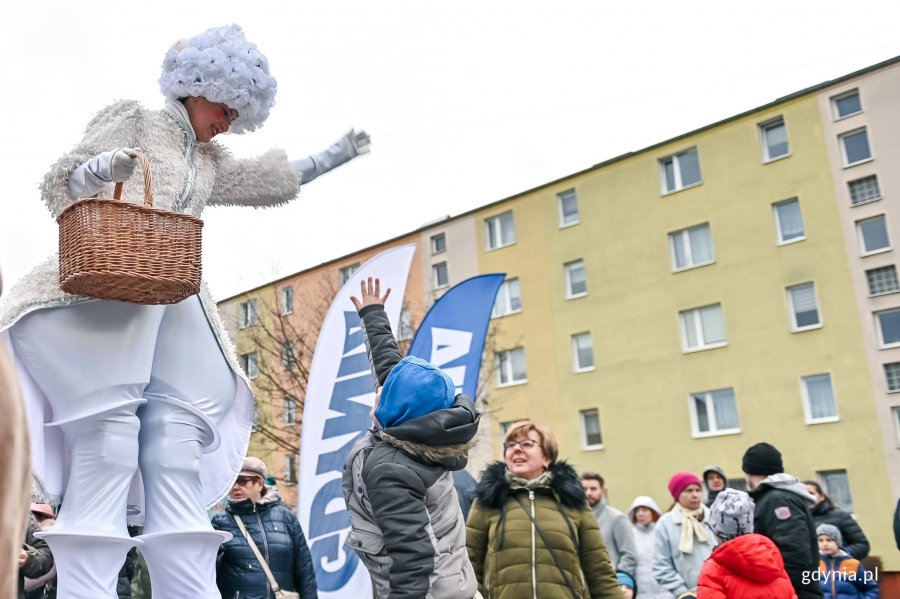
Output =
[
  {"x1": 211, "y1": 457, "x2": 317, "y2": 599},
  {"x1": 804, "y1": 482, "x2": 869, "y2": 560}
]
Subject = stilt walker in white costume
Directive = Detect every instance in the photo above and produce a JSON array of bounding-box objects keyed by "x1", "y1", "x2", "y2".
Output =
[{"x1": 0, "y1": 24, "x2": 369, "y2": 599}]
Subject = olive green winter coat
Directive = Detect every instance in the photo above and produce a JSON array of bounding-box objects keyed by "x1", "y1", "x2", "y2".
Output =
[{"x1": 466, "y1": 461, "x2": 623, "y2": 599}]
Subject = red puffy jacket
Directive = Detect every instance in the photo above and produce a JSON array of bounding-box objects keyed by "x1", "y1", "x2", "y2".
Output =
[{"x1": 698, "y1": 533, "x2": 797, "y2": 599}]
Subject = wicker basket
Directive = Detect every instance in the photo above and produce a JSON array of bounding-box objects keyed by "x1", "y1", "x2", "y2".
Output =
[{"x1": 58, "y1": 151, "x2": 203, "y2": 304}]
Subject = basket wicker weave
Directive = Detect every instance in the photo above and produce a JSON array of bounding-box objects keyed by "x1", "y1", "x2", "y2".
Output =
[{"x1": 58, "y1": 151, "x2": 203, "y2": 304}]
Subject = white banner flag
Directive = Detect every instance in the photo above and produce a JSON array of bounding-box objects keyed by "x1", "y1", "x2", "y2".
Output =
[{"x1": 298, "y1": 244, "x2": 416, "y2": 598}]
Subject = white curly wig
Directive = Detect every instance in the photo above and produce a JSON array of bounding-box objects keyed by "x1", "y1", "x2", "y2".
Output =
[{"x1": 159, "y1": 24, "x2": 277, "y2": 134}]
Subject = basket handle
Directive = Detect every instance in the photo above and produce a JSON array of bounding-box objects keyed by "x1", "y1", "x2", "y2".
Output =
[{"x1": 112, "y1": 150, "x2": 154, "y2": 208}]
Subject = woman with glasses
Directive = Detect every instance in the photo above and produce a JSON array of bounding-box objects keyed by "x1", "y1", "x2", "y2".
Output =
[
  {"x1": 211, "y1": 457, "x2": 317, "y2": 599},
  {"x1": 466, "y1": 420, "x2": 621, "y2": 598}
]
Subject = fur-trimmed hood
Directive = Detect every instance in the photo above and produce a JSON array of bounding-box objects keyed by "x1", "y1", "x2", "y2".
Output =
[{"x1": 474, "y1": 460, "x2": 587, "y2": 510}]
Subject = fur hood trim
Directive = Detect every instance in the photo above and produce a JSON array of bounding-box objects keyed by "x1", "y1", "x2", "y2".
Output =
[
  {"x1": 377, "y1": 430, "x2": 474, "y2": 465},
  {"x1": 474, "y1": 460, "x2": 587, "y2": 510}
]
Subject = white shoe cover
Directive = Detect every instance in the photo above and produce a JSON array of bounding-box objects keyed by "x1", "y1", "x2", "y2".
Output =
[
  {"x1": 139, "y1": 530, "x2": 231, "y2": 599},
  {"x1": 38, "y1": 532, "x2": 140, "y2": 599}
]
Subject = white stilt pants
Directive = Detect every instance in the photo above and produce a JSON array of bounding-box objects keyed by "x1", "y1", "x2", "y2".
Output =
[{"x1": 10, "y1": 296, "x2": 236, "y2": 599}]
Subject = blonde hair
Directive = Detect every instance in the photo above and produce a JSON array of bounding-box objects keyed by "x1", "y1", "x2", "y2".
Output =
[{"x1": 503, "y1": 420, "x2": 558, "y2": 464}]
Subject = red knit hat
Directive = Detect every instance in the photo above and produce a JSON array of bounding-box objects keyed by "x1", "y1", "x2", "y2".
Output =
[{"x1": 668, "y1": 471, "x2": 703, "y2": 500}]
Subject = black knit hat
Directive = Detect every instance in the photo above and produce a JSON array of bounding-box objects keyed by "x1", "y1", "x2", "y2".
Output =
[{"x1": 741, "y1": 442, "x2": 783, "y2": 475}]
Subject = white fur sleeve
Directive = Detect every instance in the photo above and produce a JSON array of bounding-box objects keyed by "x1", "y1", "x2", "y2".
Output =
[{"x1": 207, "y1": 148, "x2": 301, "y2": 208}]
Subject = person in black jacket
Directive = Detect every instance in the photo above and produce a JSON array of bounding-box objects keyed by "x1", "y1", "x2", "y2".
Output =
[
  {"x1": 19, "y1": 519, "x2": 53, "y2": 599},
  {"x1": 803, "y1": 480, "x2": 870, "y2": 559},
  {"x1": 211, "y1": 457, "x2": 318, "y2": 599},
  {"x1": 742, "y1": 442, "x2": 822, "y2": 599},
  {"x1": 894, "y1": 498, "x2": 900, "y2": 551}
]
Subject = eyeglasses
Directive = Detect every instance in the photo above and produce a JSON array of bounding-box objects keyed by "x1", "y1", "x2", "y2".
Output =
[
  {"x1": 234, "y1": 476, "x2": 258, "y2": 487},
  {"x1": 503, "y1": 439, "x2": 539, "y2": 451}
]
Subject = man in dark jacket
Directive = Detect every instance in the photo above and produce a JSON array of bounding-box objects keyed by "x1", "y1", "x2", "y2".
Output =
[
  {"x1": 19, "y1": 519, "x2": 53, "y2": 599},
  {"x1": 211, "y1": 457, "x2": 318, "y2": 599},
  {"x1": 742, "y1": 442, "x2": 822, "y2": 599},
  {"x1": 343, "y1": 277, "x2": 480, "y2": 599}
]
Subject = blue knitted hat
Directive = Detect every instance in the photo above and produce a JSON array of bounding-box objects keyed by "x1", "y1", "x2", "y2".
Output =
[
  {"x1": 374, "y1": 356, "x2": 456, "y2": 428},
  {"x1": 616, "y1": 572, "x2": 635, "y2": 589}
]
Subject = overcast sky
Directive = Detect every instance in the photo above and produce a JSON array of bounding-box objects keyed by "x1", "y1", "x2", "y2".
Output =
[{"x1": 3, "y1": 1, "x2": 900, "y2": 300}]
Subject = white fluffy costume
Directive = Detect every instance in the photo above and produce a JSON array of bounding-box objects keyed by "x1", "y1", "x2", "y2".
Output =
[{"x1": 0, "y1": 24, "x2": 367, "y2": 599}]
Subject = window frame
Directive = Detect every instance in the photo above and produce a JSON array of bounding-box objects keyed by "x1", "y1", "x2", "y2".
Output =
[
  {"x1": 893, "y1": 406, "x2": 900, "y2": 447},
  {"x1": 669, "y1": 222, "x2": 715, "y2": 271},
  {"x1": 857, "y1": 215, "x2": 891, "y2": 256},
  {"x1": 884, "y1": 362, "x2": 900, "y2": 393},
  {"x1": 239, "y1": 299, "x2": 258, "y2": 329},
  {"x1": 432, "y1": 261, "x2": 449, "y2": 289},
  {"x1": 282, "y1": 340, "x2": 296, "y2": 370},
  {"x1": 866, "y1": 265, "x2": 900, "y2": 297},
  {"x1": 773, "y1": 198, "x2": 806, "y2": 245},
  {"x1": 280, "y1": 286, "x2": 294, "y2": 316},
  {"x1": 679, "y1": 303, "x2": 727, "y2": 352},
  {"x1": 579, "y1": 408, "x2": 604, "y2": 450},
  {"x1": 240, "y1": 351, "x2": 259, "y2": 379},
  {"x1": 786, "y1": 282, "x2": 822, "y2": 332},
  {"x1": 495, "y1": 347, "x2": 528, "y2": 387},
  {"x1": 283, "y1": 395, "x2": 297, "y2": 425},
  {"x1": 339, "y1": 263, "x2": 360, "y2": 286},
  {"x1": 801, "y1": 373, "x2": 840, "y2": 424},
  {"x1": 571, "y1": 332, "x2": 596, "y2": 373},
  {"x1": 557, "y1": 189, "x2": 580, "y2": 228},
  {"x1": 430, "y1": 233, "x2": 447, "y2": 255},
  {"x1": 831, "y1": 89, "x2": 863, "y2": 121},
  {"x1": 759, "y1": 117, "x2": 790, "y2": 162},
  {"x1": 839, "y1": 127, "x2": 873, "y2": 167},
  {"x1": 484, "y1": 211, "x2": 516, "y2": 251},
  {"x1": 284, "y1": 454, "x2": 298, "y2": 485},
  {"x1": 564, "y1": 259, "x2": 588, "y2": 299},
  {"x1": 397, "y1": 307, "x2": 414, "y2": 341},
  {"x1": 688, "y1": 387, "x2": 741, "y2": 438},
  {"x1": 492, "y1": 277, "x2": 523, "y2": 318},
  {"x1": 848, "y1": 175, "x2": 881, "y2": 207},
  {"x1": 659, "y1": 147, "x2": 702, "y2": 195},
  {"x1": 817, "y1": 469, "x2": 855, "y2": 514},
  {"x1": 875, "y1": 308, "x2": 900, "y2": 349}
]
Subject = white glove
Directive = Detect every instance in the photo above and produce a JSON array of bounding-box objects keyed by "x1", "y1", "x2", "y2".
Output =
[
  {"x1": 292, "y1": 130, "x2": 371, "y2": 185},
  {"x1": 67, "y1": 147, "x2": 141, "y2": 200}
]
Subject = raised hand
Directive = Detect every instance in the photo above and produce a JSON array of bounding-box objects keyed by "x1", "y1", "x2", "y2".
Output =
[{"x1": 350, "y1": 277, "x2": 391, "y2": 312}]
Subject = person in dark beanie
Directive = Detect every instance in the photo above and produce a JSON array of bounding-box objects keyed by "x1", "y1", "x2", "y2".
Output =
[
  {"x1": 343, "y1": 278, "x2": 480, "y2": 599},
  {"x1": 742, "y1": 442, "x2": 822, "y2": 599}
]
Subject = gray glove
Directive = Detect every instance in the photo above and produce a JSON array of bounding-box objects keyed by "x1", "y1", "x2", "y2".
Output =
[
  {"x1": 292, "y1": 129, "x2": 370, "y2": 185},
  {"x1": 67, "y1": 148, "x2": 140, "y2": 200}
]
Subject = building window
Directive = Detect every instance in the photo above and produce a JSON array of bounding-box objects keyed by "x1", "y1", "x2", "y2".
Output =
[
  {"x1": 802, "y1": 373, "x2": 839, "y2": 423},
  {"x1": 397, "y1": 307, "x2": 413, "y2": 341},
  {"x1": 867, "y1": 266, "x2": 900, "y2": 296},
  {"x1": 485, "y1": 211, "x2": 516, "y2": 250},
  {"x1": 558, "y1": 189, "x2": 579, "y2": 227},
  {"x1": 876, "y1": 309, "x2": 900, "y2": 347},
  {"x1": 669, "y1": 223, "x2": 714, "y2": 270},
  {"x1": 280, "y1": 286, "x2": 294, "y2": 315},
  {"x1": 786, "y1": 283, "x2": 821, "y2": 331},
  {"x1": 339, "y1": 263, "x2": 360, "y2": 286},
  {"x1": 284, "y1": 454, "x2": 298, "y2": 485},
  {"x1": 884, "y1": 363, "x2": 900, "y2": 392},
  {"x1": 250, "y1": 402, "x2": 259, "y2": 432},
  {"x1": 572, "y1": 332, "x2": 595, "y2": 372},
  {"x1": 239, "y1": 299, "x2": 258, "y2": 329},
  {"x1": 579, "y1": 409, "x2": 603, "y2": 449},
  {"x1": 817, "y1": 470, "x2": 854, "y2": 513},
  {"x1": 283, "y1": 395, "x2": 297, "y2": 425},
  {"x1": 857, "y1": 215, "x2": 890, "y2": 255},
  {"x1": 282, "y1": 341, "x2": 296, "y2": 370},
  {"x1": 495, "y1": 347, "x2": 527, "y2": 386},
  {"x1": 499, "y1": 420, "x2": 518, "y2": 439},
  {"x1": 492, "y1": 277, "x2": 522, "y2": 317},
  {"x1": 760, "y1": 117, "x2": 789, "y2": 161},
  {"x1": 433, "y1": 262, "x2": 449, "y2": 288},
  {"x1": 848, "y1": 175, "x2": 881, "y2": 206},
  {"x1": 893, "y1": 407, "x2": 900, "y2": 446},
  {"x1": 239, "y1": 352, "x2": 258, "y2": 379},
  {"x1": 431, "y1": 233, "x2": 446, "y2": 255},
  {"x1": 839, "y1": 128, "x2": 872, "y2": 166},
  {"x1": 832, "y1": 89, "x2": 862, "y2": 120},
  {"x1": 690, "y1": 388, "x2": 740, "y2": 436},
  {"x1": 679, "y1": 304, "x2": 726, "y2": 351},
  {"x1": 564, "y1": 260, "x2": 587, "y2": 298},
  {"x1": 773, "y1": 199, "x2": 805, "y2": 244},
  {"x1": 659, "y1": 147, "x2": 702, "y2": 194}
]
